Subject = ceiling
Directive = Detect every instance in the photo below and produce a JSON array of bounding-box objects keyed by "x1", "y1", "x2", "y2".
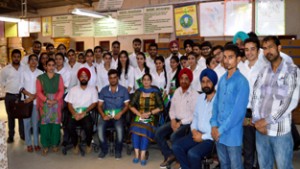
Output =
[{"x1": 0, "y1": 0, "x2": 98, "y2": 14}]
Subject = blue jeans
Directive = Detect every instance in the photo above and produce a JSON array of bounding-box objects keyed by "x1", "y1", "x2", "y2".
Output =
[
  {"x1": 97, "y1": 116, "x2": 124, "y2": 154},
  {"x1": 155, "y1": 122, "x2": 190, "y2": 159},
  {"x1": 172, "y1": 133, "x2": 213, "y2": 169},
  {"x1": 23, "y1": 105, "x2": 39, "y2": 146},
  {"x1": 216, "y1": 142, "x2": 243, "y2": 169},
  {"x1": 256, "y1": 131, "x2": 293, "y2": 169},
  {"x1": 132, "y1": 133, "x2": 149, "y2": 151}
]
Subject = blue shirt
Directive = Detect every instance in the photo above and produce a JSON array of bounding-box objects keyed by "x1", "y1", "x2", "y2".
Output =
[
  {"x1": 210, "y1": 69, "x2": 249, "y2": 146},
  {"x1": 191, "y1": 93, "x2": 215, "y2": 141},
  {"x1": 99, "y1": 84, "x2": 130, "y2": 111}
]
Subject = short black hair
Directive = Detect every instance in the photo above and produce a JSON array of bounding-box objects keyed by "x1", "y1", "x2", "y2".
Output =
[
  {"x1": 200, "y1": 41, "x2": 212, "y2": 49},
  {"x1": 85, "y1": 49, "x2": 94, "y2": 56},
  {"x1": 206, "y1": 56, "x2": 214, "y2": 66},
  {"x1": 180, "y1": 55, "x2": 188, "y2": 61},
  {"x1": 247, "y1": 31, "x2": 258, "y2": 40},
  {"x1": 184, "y1": 39, "x2": 194, "y2": 49},
  {"x1": 112, "y1": 41, "x2": 120, "y2": 46},
  {"x1": 33, "y1": 40, "x2": 42, "y2": 46},
  {"x1": 11, "y1": 49, "x2": 21, "y2": 57},
  {"x1": 211, "y1": 45, "x2": 224, "y2": 54},
  {"x1": 224, "y1": 44, "x2": 240, "y2": 57},
  {"x1": 132, "y1": 38, "x2": 142, "y2": 44},
  {"x1": 244, "y1": 38, "x2": 260, "y2": 51},
  {"x1": 148, "y1": 43, "x2": 158, "y2": 49},
  {"x1": 225, "y1": 41, "x2": 233, "y2": 46},
  {"x1": 108, "y1": 69, "x2": 118, "y2": 76},
  {"x1": 46, "y1": 43, "x2": 54, "y2": 50},
  {"x1": 192, "y1": 43, "x2": 201, "y2": 49},
  {"x1": 94, "y1": 46, "x2": 103, "y2": 52},
  {"x1": 262, "y1": 36, "x2": 281, "y2": 46},
  {"x1": 28, "y1": 54, "x2": 38, "y2": 62}
]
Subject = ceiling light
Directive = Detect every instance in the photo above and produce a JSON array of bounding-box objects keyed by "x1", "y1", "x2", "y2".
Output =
[
  {"x1": 0, "y1": 16, "x2": 20, "y2": 22},
  {"x1": 72, "y1": 8, "x2": 106, "y2": 18}
]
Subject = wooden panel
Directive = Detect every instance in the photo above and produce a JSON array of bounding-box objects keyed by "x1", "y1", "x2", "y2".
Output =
[{"x1": 280, "y1": 40, "x2": 300, "y2": 46}]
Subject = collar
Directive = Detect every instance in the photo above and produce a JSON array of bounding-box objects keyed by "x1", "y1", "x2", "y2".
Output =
[{"x1": 109, "y1": 85, "x2": 119, "y2": 92}]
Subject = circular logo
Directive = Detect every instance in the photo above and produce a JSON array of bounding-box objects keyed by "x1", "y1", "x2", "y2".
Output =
[{"x1": 180, "y1": 14, "x2": 193, "y2": 28}]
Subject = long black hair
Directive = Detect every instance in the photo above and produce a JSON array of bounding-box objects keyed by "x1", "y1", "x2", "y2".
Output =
[
  {"x1": 117, "y1": 50, "x2": 130, "y2": 79},
  {"x1": 137, "y1": 52, "x2": 150, "y2": 74},
  {"x1": 37, "y1": 52, "x2": 49, "y2": 72},
  {"x1": 170, "y1": 55, "x2": 181, "y2": 88},
  {"x1": 154, "y1": 55, "x2": 168, "y2": 89}
]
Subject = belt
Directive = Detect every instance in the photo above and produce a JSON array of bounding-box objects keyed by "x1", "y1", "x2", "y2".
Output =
[{"x1": 6, "y1": 93, "x2": 19, "y2": 96}]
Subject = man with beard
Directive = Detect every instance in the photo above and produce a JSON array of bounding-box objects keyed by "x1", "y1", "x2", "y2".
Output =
[
  {"x1": 129, "y1": 38, "x2": 142, "y2": 68},
  {"x1": 65, "y1": 68, "x2": 98, "y2": 154},
  {"x1": 210, "y1": 44, "x2": 249, "y2": 169},
  {"x1": 172, "y1": 68, "x2": 218, "y2": 169},
  {"x1": 46, "y1": 43, "x2": 55, "y2": 59},
  {"x1": 165, "y1": 40, "x2": 182, "y2": 72},
  {"x1": 200, "y1": 41, "x2": 213, "y2": 59},
  {"x1": 0, "y1": 49, "x2": 25, "y2": 143},
  {"x1": 251, "y1": 36, "x2": 300, "y2": 169},
  {"x1": 21, "y1": 40, "x2": 42, "y2": 65},
  {"x1": 111, "y1": 41, "x2": 121, "y2": 68},
  {"x1": 146, "y1": 43, "x2": 159, "y2": 71},
  {"x1": 97, "y1": 69, "x2": 130, "y2": 159},
  {"x1": 155, "y1": 68, "x2": 198, "y2": 168},
  {"x1": 192, "y1": 43, "x2": 205, "y2": 69}
]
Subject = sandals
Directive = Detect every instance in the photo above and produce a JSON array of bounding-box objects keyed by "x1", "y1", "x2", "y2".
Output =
[
  {"x1": 52, "y1": 146, "x2": 59, "y2": 152},
  {"x1": 42, "y1": 148, "x2": 49, "y2": 156},
  {"x1": 27, "y1": 146, "x2": 33, "y2": 153},
  {"x1": 34, "y1": 146, "x2": 41, "y2": 151}
]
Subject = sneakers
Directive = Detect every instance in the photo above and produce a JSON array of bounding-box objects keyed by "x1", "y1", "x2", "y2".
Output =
[
  {"x1": 6, "y1": 137, "x2": 14, "y2": 144},
  {"x1": 98, "y1": 151, "x2": 107, "y2": 159},
  {"x1": 115, "y1": 152, "x2": 122, "y2": 160},
  {"x1": 73, "y1": 145, "x2": 79, "y2": 155}
]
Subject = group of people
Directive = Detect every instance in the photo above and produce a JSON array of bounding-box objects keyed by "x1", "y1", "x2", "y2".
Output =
[{"x1": 0, "y1": 31, "x2": 300, "y2": 169}]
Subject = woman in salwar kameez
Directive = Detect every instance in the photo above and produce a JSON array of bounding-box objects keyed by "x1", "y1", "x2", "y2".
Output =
[{"x1": 36, "y1": 58, "x2": 64, "y2": 155}]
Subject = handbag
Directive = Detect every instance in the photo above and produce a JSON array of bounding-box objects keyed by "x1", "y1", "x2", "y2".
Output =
[{"x1": 8, "y1": 92, "x2": 33, "y2": 119}]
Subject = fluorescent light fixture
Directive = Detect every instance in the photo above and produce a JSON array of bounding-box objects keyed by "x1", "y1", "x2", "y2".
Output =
[
  {"x1": 0, "y1": 16, "x2": 20, "y2": 22},
  {"x1": 72, "y1": 8, "x2": 106, "y2": 18}
]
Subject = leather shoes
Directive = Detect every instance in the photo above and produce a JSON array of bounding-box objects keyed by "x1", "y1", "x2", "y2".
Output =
[
  {"x1": 160, "y1": 155, "x2": 176, "y2": 168},
  {"x1": 6, "y1": 137, "x2": 14, "y2": 143}
]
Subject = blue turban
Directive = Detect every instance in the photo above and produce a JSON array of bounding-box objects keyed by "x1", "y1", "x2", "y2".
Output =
[
  {"x1": 200, "y1": 68, "x2": 218, "y2": 86},
  {"x1": 233, "y1": 31, "x2": 249, "y2": 44}
]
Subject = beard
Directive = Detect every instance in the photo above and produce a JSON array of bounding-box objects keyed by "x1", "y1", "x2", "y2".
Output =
[
  {"x1": 80, "y1": 80, "x2": 88, "y2": 86},
  {"x1": 202, "y1": 87, "x2": 214, "y2": 95}
]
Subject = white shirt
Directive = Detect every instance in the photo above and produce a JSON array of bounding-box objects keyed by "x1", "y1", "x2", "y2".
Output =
[
  {"x1": 165, "y1": 53, "x2": 182, "y2": 73},
  {"x1": 21, "y1": 54, "x2": 40, "y2": 66},
  {"x1": 65, "y1": 85, "x2": 98, "y2": 109},
  {"x1": 214, "y1": 64, "x2": 226, "y2": 83},
  {"x1": 55, "y1": 66, "x2": 71, "y2": 91},
  {"x1": 189, "y1": 65, "x2": 203, "y2": 92},
  {"x1": 146, "y1": 56, "x2": 156, "y2": 72},
  {"x1": 129, "y1": 52, "x2": 138, "y2": 68},
  {"x1": 97, "y1": 64, "x2": 111, "y2": 90},
  {"x1": 80, "y1": 63, "x2": 100, "y2": 91},
  {"x1": 111, "y1": 58, "x2": 118, "y2": 69},
  {"x1": 66, "y1": 62, "x2": 81, "y2": 89},
  {"x1": 243, "y1": 59, "x2": 267, "y2": 108},
  {"x1": 20, "y1": 66, "x2": 43, "y2": 104},
  {"x1": 133, "y1": 67, "x2": 146, "y2": 91},
  {"x1": 0, "y1": 64, "x2": 23, "y2": 94},
  {"x1": 197, "y1": 57, "x2": 207, "y2": 70},
  {"x1": 151, "y1": 70, "x2": 167, "y2": 90},
  {"x1": 258, "y1": 48, "x2": 294, "y2": 65},
  {"x1": 119, "y1": 66, "x2": 134, "y2": 93},
  {"x1": 237, "y1": 61, "x2": 248, "y2": 77}
]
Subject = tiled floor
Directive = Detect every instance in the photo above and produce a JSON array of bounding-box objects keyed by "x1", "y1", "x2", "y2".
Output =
[{"x1": 1, "y1": 101, "x2": 299, "y2": 169}]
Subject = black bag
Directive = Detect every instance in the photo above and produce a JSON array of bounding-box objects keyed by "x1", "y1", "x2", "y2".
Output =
[{"x1": 8, "y1": 93, "x2": 33, "y2": 119}]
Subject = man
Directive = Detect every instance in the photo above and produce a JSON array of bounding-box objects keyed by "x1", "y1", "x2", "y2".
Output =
[
  {"x1": 155, "y1": 68, "x2": 198, "y2": 168},
  {"x1": 200, "y1": 41, "x2": 212, "y2": 59},
  {"x1": 251, "y1": 36, "x2": 300, "y2": 169},
  {"x1": 192, "y1": 43, "x2": 205, "y2": 69},
  {"x1": 210, "y1": 44, "x2": 250, "y2": 169},
  {"x1": 97, "y1": 69, "x2": 130, "y2": 159},
  {"x1": 165, "y1": 40, "x2": 182, "y2": 72},
  {"x1": 172, "y1": 68, "x2": 218, "y2": 169},
  {"x1": 21, "y1": 40, "x2": 42, "y2": 65},
  {"x1": 66, "y1": 49, "x2": 82, "y2": 89},
  {"x1": 65, "y1": 68, "x2": 98, "y2": 154},
  {"x1": 94, "y1": 46, "x2": 103, "y2": 67},
  {"x1": 146, "y1": 43, "x2": 158, "y2": 71},
  {"x1": 46, "y1": 43, "x2": 55, "y2": 59},
  {"x1": 211, "y1": 45, "x2": 226, "y2": 80},
  {"x1": 111, "y1": 41, "x2": 121, "y2": 68},
  {"x1": 129, "y1": 38, "x2": 142, "y2": 68},
  {"x1": 0, "y1": 49, "x2": 25, "y2": 143},
  {"x1": 242, "y1": 38, "x2": 267, "y2": 169},
  {"x1": 183, "y1": 39, "x2": 194, "y2": 56}
]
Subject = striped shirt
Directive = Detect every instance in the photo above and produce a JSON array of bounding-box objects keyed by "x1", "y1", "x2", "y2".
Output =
[{"x1": 251, "y1": 59, "x2": 300, "y2": 136}]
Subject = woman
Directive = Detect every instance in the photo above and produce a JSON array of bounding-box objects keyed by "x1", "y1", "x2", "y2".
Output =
[
  {"x1": 36, "y1": 58, "x2": 64, "y2": 155},
  {"x1": 55, "y1": 52, "x2": 71, "y2": 92},
  {"x1": 97, "y1": 52, "x2": 113, "y2": 90},
  {"x1": 133, "y1": 52, "x2": 150, "y2": 90},
  {"x1": 77, "y1": 52, "x2": 85, "y2": 64},
  {"x1": 21, "y1": 54, "x2": 43, "y2": 152},
  {"x1": 188, "y1": 52, "x2": 203, "y2": 92},
  {"x1": 166, "y1": 56, "x2": 181, "y2": 98},
  {"x1": 117, "y1": 50, "x2": 134, "y2": 93},
  {"x1": 151, "y1": 56, "x2": 168, "y2": 92},
  {"x1": 37, "y1": 52, "x2": 49, "y2": 72},
  {"x1": 129, "y1": 74, "x2": 164, "y2": 166}
]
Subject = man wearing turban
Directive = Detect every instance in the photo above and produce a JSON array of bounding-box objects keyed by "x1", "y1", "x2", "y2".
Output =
[
  {"x1": 165, "y1": 40, "x2": 183, "y2": 72},
  {"x1": 64, "y1": 67, "x2": 98, "y2": 155}
]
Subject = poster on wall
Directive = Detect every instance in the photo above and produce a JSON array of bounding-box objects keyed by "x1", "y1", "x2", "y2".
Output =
[
  {"x1": 94, "y1": 13, "x2": 118, "y2": 37},
  {"x1": 97, "y1": 0, "x2": 124, "y2": 11},
  {"x1": 4, "y1": 22, "x2": 18, "y2": 38},
  {"x1": 174, "y1": 5, "x2": 199, "y2": 36},
  {"x1": 72, "y1": 15, "x2": 94, "y2": 37},
  {"x1": 200, "y1": 2, "x2": 224, "y2": 36},
  {"x1": 42, "y1": 16, "x2": 52, "y2": 36},
  {"x1": 117, "y1": 9, "x2": 144, "y2": 35},
  {"x1": 52, "y1": 15, "x2": 72, "y2": 37},
  {"x1": 143, "y1": 5, "x2": 174, "y2": 34},
  {"x1": 224, "y1": 0, "x2": 252, "y2": 36},
  {"x1": 29, "y1": 17, "x2": 41, "y2": 33},
  {"x1": 256, "y1": 0, "x2": 285, "y2": 35},
  {"x1": 18, "y1": 19, "x2": 30, "y2": 37}
]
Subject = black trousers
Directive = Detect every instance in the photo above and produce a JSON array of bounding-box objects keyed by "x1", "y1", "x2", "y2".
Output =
[
  {"x1": 67, "y1": 114, "x2": 93, "y2": 147},
  {"x1": 292, "y1": 121, "x2": 300, "y2": 148},
  {"x1": 4, "y1": 93, "x2": 24, "y2": 139}
]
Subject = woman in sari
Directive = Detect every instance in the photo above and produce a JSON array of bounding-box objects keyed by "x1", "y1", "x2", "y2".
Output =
[
  {"x1": 36, "y1": 58, "x2": 64, "y2": 155},
  {"x1": 129, "y1": 73, "x2": 164, "y2": 166}
]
